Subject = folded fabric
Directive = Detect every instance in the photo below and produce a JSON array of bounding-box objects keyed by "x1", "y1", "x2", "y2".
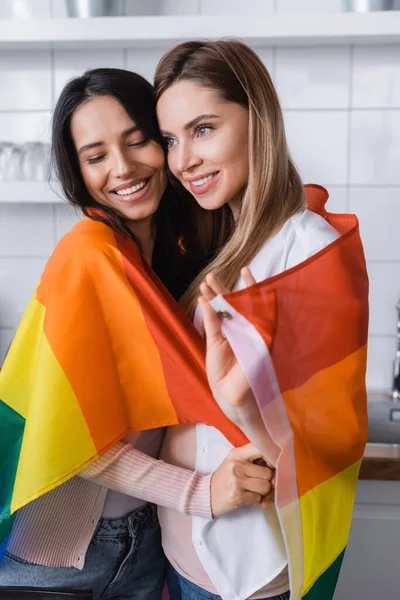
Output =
[
  {"x1": 0, "y1": 185, "x2": 368, "y2": 600},
  {"x1": 210, "y1": 185, "x2": 369, "y2": 599},
  {"x1": 0, "y1": 217, "x2": 245, "y2": 558}
]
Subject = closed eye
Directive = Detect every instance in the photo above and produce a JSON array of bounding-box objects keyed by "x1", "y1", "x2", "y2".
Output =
[
  {"x1": 87, "y1": 154, "x2": 106, "y2": 164},
  {"x1": 127, "y1": 136, "x2": 149, "y2": 148}
]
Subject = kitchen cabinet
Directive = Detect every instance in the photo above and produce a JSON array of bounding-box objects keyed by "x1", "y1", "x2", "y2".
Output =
[{"x1": 334, "y1": 480, "x2": 400, "y2": 599}]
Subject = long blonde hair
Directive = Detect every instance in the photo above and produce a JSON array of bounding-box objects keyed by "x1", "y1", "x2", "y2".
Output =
[{"x1": 154, "y1": 40, "x2": 305, "y2": 318}]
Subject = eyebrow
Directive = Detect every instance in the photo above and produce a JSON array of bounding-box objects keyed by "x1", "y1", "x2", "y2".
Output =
[
  {"x1": 77, "y1": 126, "x2": 140, "y2": 155},
  {"x1": 160, "y1": 114, "x2": 219, "y2": 137}
]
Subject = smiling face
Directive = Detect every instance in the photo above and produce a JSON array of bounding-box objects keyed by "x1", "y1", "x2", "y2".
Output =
[
  {"x1": 156, "y1": 80, "x2": 249, "y2": 217},
  {"x1": 71, "y1": 94, "x2": 167, "y2": 230}
]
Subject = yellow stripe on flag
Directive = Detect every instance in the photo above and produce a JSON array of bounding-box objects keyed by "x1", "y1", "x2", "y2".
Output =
[
  {"x1": 300, "y1": 459, "x2": 362, "y2": 596},
  {"x1": 0, "y1": 292, "x2": 43, "y2": 419},
  {"x1": 0, "y1": 295, "x2": 97, "y2": 512}
]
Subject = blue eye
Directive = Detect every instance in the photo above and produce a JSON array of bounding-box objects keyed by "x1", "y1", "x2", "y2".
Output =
[
  {"x1": 164, "y1": 137, "x2": 177, "y2": 149},
  {"x1": 196, "y1": 124, "x2": 214, "y2": 137}
]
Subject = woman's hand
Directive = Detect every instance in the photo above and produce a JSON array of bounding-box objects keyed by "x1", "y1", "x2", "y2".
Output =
[
  {"x1": 198, "y1": 269, "x2": 256, "y2": 412},
  {"x1": 210, "y1": 443, "x2": 274, "y2": 518},
  {"x1": 199, "y1": 268, "x2": 280, "y2": 467}
]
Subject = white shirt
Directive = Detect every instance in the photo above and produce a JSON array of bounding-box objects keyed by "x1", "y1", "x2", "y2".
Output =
[{"x1": 192, "y1": 209, "x2": 340, "y2": 600}]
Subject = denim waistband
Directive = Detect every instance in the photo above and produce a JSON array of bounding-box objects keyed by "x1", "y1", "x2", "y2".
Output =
[{"x1": 95, "y1": 502, "x2": 157, "y2": 537}]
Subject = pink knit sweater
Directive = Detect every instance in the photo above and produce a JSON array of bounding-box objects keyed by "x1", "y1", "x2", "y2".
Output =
[{"x1": 7, "y1": 440, "x2": 212, "y2": 569}]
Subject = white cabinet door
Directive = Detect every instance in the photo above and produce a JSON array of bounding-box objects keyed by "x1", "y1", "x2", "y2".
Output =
[{"x1": 334, "y1": 481, "x2": 400, "y2": 600}]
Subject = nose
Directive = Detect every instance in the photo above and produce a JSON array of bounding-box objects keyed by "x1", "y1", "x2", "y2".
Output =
[
  {"x1": 176, "y1": 141, "x2": 201, "y2": 174},
  {"x1": 112, "y1": 147, "x2": 136, "y2": 178}
]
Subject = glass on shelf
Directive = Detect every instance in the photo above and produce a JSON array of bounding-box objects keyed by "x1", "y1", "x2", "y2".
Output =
[
  {"x1": 0, "y1": 141, "x2": 51, "y2": 182},
  {"x1": 0, "y1": 143, "x2": 14, "y2": 181},
  {"x1": 21, "y1": 142, "x2": 50, "y2": 181},
  {"x1": 0, "y1": 142, "x2": 23, "y2": 181}
]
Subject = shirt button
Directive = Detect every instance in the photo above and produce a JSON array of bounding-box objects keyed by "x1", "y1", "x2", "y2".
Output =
[
  {"x1": 217, "y1": 310, "x2": 232, "y2": 320},
  {"x1": 197, "y1": 540, "x2": 203, "y2": 546},
  {"x1": 199, "y1": 446, "x2": 206, "y2": 453}
]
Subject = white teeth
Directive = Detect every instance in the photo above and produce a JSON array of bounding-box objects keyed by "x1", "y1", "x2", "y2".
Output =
[
  {"x1": 191, "y1": 174, "x2": 214, "y2": 187},
  {"x1": 115, "y1": 180, "x2": 147, "y2": 196}
]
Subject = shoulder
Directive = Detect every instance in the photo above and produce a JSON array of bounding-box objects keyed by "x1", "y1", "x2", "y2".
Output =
[
  {"x1": 42, "y1": 217, "x2": 117, "y2": 281},
  {"x1": 58, "y1": 216, "x2": 115, "y2": 254},
  {"x1": 289, "y1": 209, "x2": 340, "y2": 252},
  {"x1": 282, "y1": 209, "x2": 340, "y2": 271},
  {"x1": 244, "y1": 210, "x2": 340, "y2": 285}
]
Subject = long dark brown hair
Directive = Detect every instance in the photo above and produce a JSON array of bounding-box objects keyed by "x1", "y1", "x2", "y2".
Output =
[{"x1": 51, "y1": 67, "x2": 207, "y2": 299}]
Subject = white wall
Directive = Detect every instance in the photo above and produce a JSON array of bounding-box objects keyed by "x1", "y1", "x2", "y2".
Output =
[{"x1": 0, "y1": 0, "x2": 399, "y2": 392}]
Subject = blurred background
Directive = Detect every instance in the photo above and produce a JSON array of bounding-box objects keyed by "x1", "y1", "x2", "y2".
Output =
[
  {"x1": 1, "y1": 1, "x2": 400, "y2": 598},
  {"x1": 0, "y1": 0, "x2": 397, "y2": 397},
  {"x1": 1, "y1": 0, "x2": 399, "y2": 395}
]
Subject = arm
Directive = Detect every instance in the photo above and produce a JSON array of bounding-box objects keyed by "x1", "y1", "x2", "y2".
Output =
[
  {"x1": 80, "y1": 440, "x2": 274, "y2": 519},
  {"x1": 80, "y1": 442, "x2": 212, "y2": 518}
]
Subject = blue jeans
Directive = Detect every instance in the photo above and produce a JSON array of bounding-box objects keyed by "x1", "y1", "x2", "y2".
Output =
[
  {"x1": 166, "y1": 561, "x2": 290, "y2": 600},
  {"x1": 0, "y1": 503, "x2": 165, "y2": 600}
]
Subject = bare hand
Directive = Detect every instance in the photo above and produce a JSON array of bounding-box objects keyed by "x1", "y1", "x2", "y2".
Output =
[
  {"x1": 198, "y1": 270, "x2": 256, "y2": 411},
  {"x1": 210, "y1": 443, "x2": 274, "y2": 518},
  {"x1": 199, "y1": 268, "x2": 280, "y2": 467}
]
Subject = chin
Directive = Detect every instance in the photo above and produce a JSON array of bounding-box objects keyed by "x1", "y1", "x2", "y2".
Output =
[
  {"x1": 196, "y1": 196, "x2": 229, "y2": 211},
  {"x1": 123, "y1": 208, "x2": 157, "y2": 222},
  {"x1": 120, "y1": 199, "x2": 160, "y2": 221}
]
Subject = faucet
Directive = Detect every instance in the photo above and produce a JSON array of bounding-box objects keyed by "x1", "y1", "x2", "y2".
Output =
[{"x1": 392, "y1": 298, "x2": 400, "y2": 401}]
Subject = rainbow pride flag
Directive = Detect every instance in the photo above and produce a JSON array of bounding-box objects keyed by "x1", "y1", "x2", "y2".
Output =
[
  {"x1": 0, "y1": 185, "x2": 368, "y2": 600},
  {"x1": 210, "y1": 185, "x2": 369, "y2": 599},
  {"x1": 0, "y1": 217, "x2": 245, "y2": 559}
]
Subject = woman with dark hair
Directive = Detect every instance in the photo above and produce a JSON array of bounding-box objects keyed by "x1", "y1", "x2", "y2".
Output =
[
  {"x1": 0, "y1": 68, "x2": 274, "y2": 598},
  {"x1": 51, "y1": 68, "x2": 195, "y2": 301}
]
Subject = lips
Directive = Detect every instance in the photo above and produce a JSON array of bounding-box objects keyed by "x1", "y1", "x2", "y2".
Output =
[
  {"x1": 191, "y1": 174, "x2": 214, "y2": 187},
  {"x1": 114, "y1": 179, "x2": 148, "y2": 197},
  {"x1": 110, "y1": 176, "x2": 153, "y2": 203},
  {"x1": 111, "y1": 177, "x2": 150, "y2": 196},
  {"x1": 187, "y1": 171, "x2": 219, "y2": 195}
]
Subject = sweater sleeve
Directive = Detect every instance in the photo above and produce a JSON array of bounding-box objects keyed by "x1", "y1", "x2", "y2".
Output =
[{"x1": 79, "y1": 442, "x2": 212, "y2": 519}]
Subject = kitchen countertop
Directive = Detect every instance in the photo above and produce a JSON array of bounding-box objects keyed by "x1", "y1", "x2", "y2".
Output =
[
  {"x1": 360, "y1": 443, "x2": 400, "y2": 481},
  {"x1": 359, "y1": 392, "x2": 400, "y2": 481}
]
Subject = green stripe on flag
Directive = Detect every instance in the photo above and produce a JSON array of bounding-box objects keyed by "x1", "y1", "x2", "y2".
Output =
[
  {"x1": 303, "y1": 549, "x2": 345, "y2": 600},
  {"x1": 0, "y1": 398, "x2": 25, "y2": 520},
  {"x1": 0, "y1": 512, "x2": 16, "y2": 559}
]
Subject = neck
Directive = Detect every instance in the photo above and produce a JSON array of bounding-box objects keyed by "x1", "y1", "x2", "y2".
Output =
[
  {"x1": 128, "y1": 216, "x2": 155, "y2": 265},
  {"x1": 228, "y1": 188, "x2": 245, "y2": 221},
  {"x1": 228, "y1": 198, "x2": 241, "y2": 221}
]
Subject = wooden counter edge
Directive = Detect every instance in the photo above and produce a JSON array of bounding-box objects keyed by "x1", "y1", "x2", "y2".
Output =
[{"x1": 359, "y1": 456, "x2": 400, "y2": 481}]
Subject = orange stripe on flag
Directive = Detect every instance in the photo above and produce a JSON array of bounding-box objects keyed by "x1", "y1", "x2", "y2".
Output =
[
  {"x1": 227, "y1": 223, "x2": 368, "y2": 396},
  {"x1": 116, "y1": 235, "x2": 247, "y2": 446},
  {"x1": 284, "y1": 345, "x2": 367, "y2": 496},
  {"x1": 37, "y1": 221, "x2": 179, "y2": 451}
]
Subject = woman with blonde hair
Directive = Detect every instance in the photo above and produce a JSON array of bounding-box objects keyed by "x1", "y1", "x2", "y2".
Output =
[{"x1": 154, "y1": 40, "x2": 363, "y2": 600}]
